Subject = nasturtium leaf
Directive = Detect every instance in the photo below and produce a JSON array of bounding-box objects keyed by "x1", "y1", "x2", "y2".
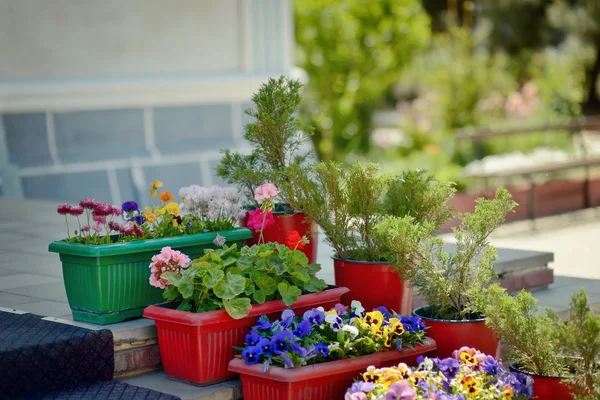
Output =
[
  {"x1": 253, "y1": 289, "x2": 266, "y2": 304},
  {"x1": 223, "y1": 297, "x2": 252, "y2": 319},
  {"x1": 214, "y1": 273, "x2": 246, "y2": 300},
  {"x1": 237, "y1": 256, "x2": 253, "y2": 270},
  {"x1": 161, "y1": 272, "x2": 182, "y2": 286},
  {"x1": 202, "y1": 268, "x2": 225, "y2": 288},
  {"x1": 278, "y1": 282, "x2": 302, "y2": 306},
  {"x1": 255, "y1": 275, "x2": 278, "y2": 295}
]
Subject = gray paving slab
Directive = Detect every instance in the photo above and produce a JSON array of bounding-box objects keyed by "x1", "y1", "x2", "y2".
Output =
[
  {"x1": 9, "y1": 300, "x2": 72, "y2": 317},
  {"x1": 0, "y1": 251, "x2": 63, "y2": 278},
  {"x1": 120, "y1": 370, "x2": 241, "y2": 400},
  {"x1": 0, "y1": 291, "x2": 44, "y2": 307},
  {"x1": 0, "y1": 273, "x2": 61, "y2": 290},
  {"x1": 5, "y1": 281, "x2": 68, "y2": 302}
]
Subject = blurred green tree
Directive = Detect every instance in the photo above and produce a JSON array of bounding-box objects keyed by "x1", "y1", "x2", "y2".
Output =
[
  {"x1": 294, "y1": 0, "x2": 430, "y2": 161},
  {"x1": 547, "y1": 0, "x2": 600, "y2": 109}
]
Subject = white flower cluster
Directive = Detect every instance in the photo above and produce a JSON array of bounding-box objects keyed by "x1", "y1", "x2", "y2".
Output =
[{"x1": 178, "y1": 185, "x2": 246, "y2": 223}]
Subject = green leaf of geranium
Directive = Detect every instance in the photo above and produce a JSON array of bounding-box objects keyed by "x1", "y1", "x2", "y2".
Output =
[
  {"x1": 202, "y1": 268, "x2": 225, "y2": 288},
  {"x1": 255, "y1": 275, "x2": 278, "y2": 295},
  {"x1": 223, "y1": 297, "x2": 252, "y2": 319},
  {"x1": 307, "y1": 263, "x2": 322, "y2": 274},
  {"x1": 289, "y1": 250, "x2": 309, "y2": 267},
  {"x1": 237, "y1": 256, "x2": 253, "y2": 270},
  {"x1": 253, "y1": 289, "x2": 266, "y2": 304},
  {"x1": 292, "y1": 270, "x2": 309, "y2": 283},
  {"x1": 210, "y1": 251, "x2": 223, "y2": 264},
  {"x1": 213, "y1": 273, "x2": 246, "y2": 300},
  {"x1": 161, "y1": 272, "x2": 182, "y2": 286},
  {"x1": 177, "y1": 273, "x2": 194, "y2": 298},
  {"x1": 304, "y1": 276, "x2": 328, "y2": 292},
  {"x1": 278, "y1": 282, "x2": 302, "y2": 306}
]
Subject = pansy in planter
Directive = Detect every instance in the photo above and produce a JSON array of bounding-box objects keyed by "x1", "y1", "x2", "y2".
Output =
[
  {"x1": 236, "y1": 301, "x2": 427, "y2": 371},
  {"x1": 346, "y1": 348, "x2": 534, "y2": 399}
]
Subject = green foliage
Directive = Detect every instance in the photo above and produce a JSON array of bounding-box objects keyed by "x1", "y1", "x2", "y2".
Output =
[
  {"x1": 163, "y1": 243, "x2": 327, "y2": 319},
  {"x1": 216, "y1": 76, "x2": 313, "y2": 207},
  {"x1": 478, "y1": 284, "x2": 566, "y2": 376},
  {"x1": 481, "y1": 285, "x2": 600, "y2": 398},
  {"x1": 289, "y1": 162, "x2": 455, "y2": 262},
  {"x1": 375, "y1": 188, "x2": 517, "y2": 319},
  {"x1": 551, "y1": 289, "x2": 600, "y2": 399},
  {"x1": 383, "y1": 170, "x2": 456, "y2": 230},
  {"x1": 294, "y1": 0, "x2": 430, "y2": 161}
]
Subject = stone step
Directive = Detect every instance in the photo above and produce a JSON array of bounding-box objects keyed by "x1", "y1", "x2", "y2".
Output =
[{"x1": 120, "y1": 370, "x2": 242, "y2": 400}]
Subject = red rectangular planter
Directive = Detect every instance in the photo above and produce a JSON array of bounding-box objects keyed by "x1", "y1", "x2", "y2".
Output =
[
  {"x1": 228, "y1": 338, "x2": 437, "y2": 400},
  {"x1": 143, "y1": 286, "x2": 349, "y2": 386}
]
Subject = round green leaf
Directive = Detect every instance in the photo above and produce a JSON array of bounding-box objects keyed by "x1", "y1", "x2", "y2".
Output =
[{"x1": 213, "y1": 273, "x2": 246, "y2": 300}]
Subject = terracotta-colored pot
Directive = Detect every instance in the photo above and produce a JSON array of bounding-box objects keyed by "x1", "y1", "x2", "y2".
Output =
[
  {"x1": 333, "y1": 258, "x2": 413, "y2": 315},
  {"x1": 241, "y1": 211, "x2": 318, "y2": 264},
  {"x1": 228, "y1": 338, "x2": 437, "y2": 400},
  {"x1": 510, "y1": 363, "x2": 574, "y2": 400},
  {"x1": 413, "y1": 306, "x2": 499, "y2": 358},
  {"x1": 144, "y1": 286, "x2": 349, "y2": 386}
]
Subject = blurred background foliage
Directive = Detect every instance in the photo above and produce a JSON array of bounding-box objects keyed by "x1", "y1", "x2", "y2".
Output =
[{"x1": 294, "y1": 0, "x2": 600, "y2": 190}]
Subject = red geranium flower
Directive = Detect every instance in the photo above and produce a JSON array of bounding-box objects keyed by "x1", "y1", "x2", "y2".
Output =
[{"x1": 286, "y1": 230, "x2": 305, "y2": 250}]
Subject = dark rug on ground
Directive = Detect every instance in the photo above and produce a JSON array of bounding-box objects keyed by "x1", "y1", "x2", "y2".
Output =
[
  {"x1": 20, "y1": 380, "x2": 180, "y2": 400},
  {"x1": 0, "y1": 311, "x2": 113, "y2": 399}
]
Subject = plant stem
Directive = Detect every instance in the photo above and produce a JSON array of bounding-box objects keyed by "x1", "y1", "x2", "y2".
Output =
[
  {"x1": 258, "y1": 210, "x2": 268, "y2": 245},
  {"x1": 64, "y1": 215, "x2": 71, "y2": 240}
]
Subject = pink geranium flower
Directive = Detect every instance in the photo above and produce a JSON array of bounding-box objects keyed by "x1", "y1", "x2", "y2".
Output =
[
  {"x1": 254, "y1": 183, "x2": 280, "y2": 202},
  {"x1": 149, "y1": 246, "x2": 191, "y2": 288}
]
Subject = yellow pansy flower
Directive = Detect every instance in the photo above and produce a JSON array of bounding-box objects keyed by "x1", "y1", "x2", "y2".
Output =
[
  {"x1": 165, "y1": 202, "x2": 180, "y2": 217},
  {"x1": 364, "y1": 311, "x2": 384, "y2": 329},
  {"x1": 461, "y1": 375, "x2": 480, "y2": 396},
  {"x1": 382, "y1": 326, "x2": 392, "y2": 348},
  {"x1": 156, "y1": 207, "x2": 166, "y2": 216},
  {"x1": 172, "y1": 219, "x2": 179, "y2": 227},
  {"x1": 460, "y1": 351, "x2": 478, "y2": 366},
  {"x1": 324, "y1": 309, "x2": 338, "y2": 317},
  {"x1": 362, "y1": 366, "x2": 382, "y2": 383},
  {"x1": 389, "y1": 317, "x2": 405, "y2": 336},
  {"x1": 150, "y1": 180, "x2": 163, "y2": 197}
]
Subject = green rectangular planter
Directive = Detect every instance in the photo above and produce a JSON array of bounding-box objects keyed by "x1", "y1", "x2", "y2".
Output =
[{"x1": 48, "y1": 228, "x2": 253, "y2": 325}]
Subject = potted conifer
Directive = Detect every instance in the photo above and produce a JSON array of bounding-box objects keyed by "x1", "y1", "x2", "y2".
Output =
[
  {"x1": 216, "y1": 77, "x2": 318, "y2": 263},
  {"x1": 288, "y1": 164, "x2": 455, "y2": 315},
  {"x1": 479, "y1": 285, "x2": 600, "y2": 400},
  {"x1": 374, "y1": 188, "x2": 517, "y2": 357}
]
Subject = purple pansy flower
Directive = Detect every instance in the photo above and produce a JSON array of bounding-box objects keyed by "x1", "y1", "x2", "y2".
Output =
[
  {"x1": 303, "y1": 308, "x2": 325, "y2": 325},
  {"x1": 241, "y1": 345, "x2": 262, "y2": 365},
  {"x1": 293, "y1": 319, "x2": 312, "y2": 338}
]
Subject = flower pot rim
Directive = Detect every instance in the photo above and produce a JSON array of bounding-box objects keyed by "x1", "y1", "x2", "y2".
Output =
[
  {"x1": 509, "y1": 361, "x2": 572, "y2": 379},
  {"x1": 227, "y1": 338, "x2": 437, "y2": 382},
  {"x1": 332, "y1": 257, "x2": 390, "y2": 265},
  {"x1": 144, "y1": 285, "x2": 350, "y2": 327},
  {"x1": 413, "y1": 306, "x2": 487, "y2": 323},
  {"x1": 48, "y1": 227, "x2": 253, "y2": 257}
]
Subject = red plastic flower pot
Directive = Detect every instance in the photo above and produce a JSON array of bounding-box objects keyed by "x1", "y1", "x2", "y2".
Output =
[
  {"x1": 333, "y1": 258, "x2": 413, "y2": 315},
  {"x1": 241, "y1": 211, "x2": 318, "y2": 264},
  {"x1": 228, "y1": 338, "x2": 437, "y2": 400},
  {"x1": 510, "y1": 363, "x2": 574, "y2": 400},
  {"x1": 413, "y1": 306, "x2": 500, "y2": 358},
  {"x1": 143, "y1": 286, "x2": 349, "y2": 386}
]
